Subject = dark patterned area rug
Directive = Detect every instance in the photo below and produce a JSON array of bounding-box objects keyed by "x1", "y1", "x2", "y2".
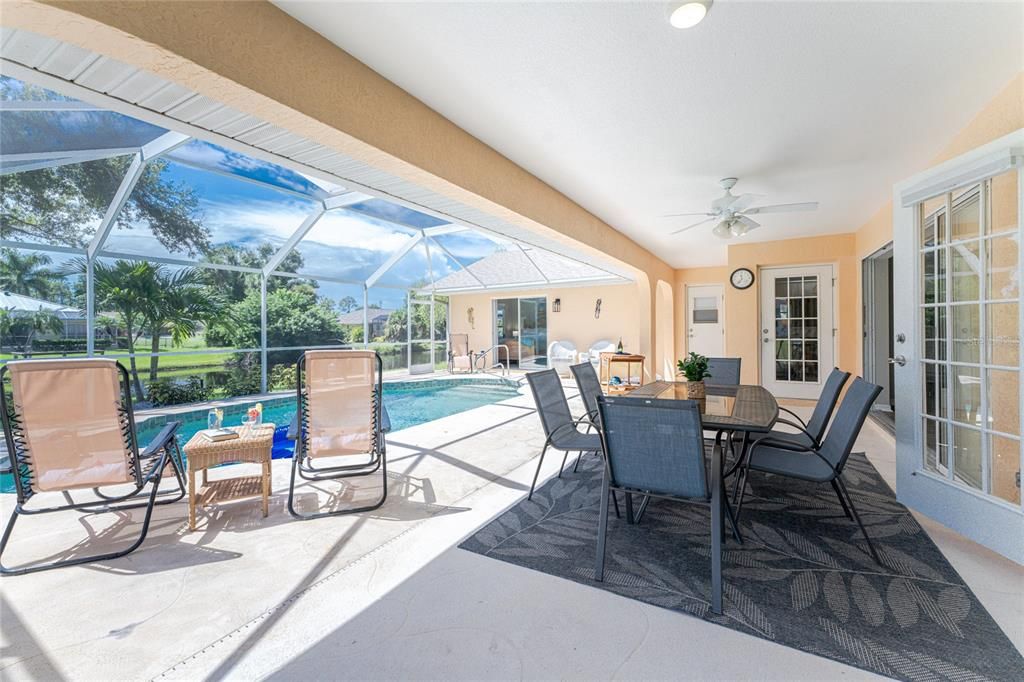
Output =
[{"x1": 460, "y1": 452, "x2": 1024, "y2": 681}]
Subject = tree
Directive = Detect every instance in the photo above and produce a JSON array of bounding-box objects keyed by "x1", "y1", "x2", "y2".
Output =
[
  {"x1": 206, "y1": 284, "x2": 345, "y2": 355},
  {"x1": 1, "y1": 157, "x2": 209, "y2": 254},
  {"x1": 338, "y1": 295, "x2": 359, "y2": 313},
  {"x1": 87, "y1": 260, "x2": 159, "y2": 400},
  {"x1": 202, "y1": 243, "x2": 310, "y2": 303},
  {"x1": 20, "y1": 308, "x2": 64, "y2": 354},
  {"x1": 0, "y1": 249, "x2": 55, "y2": 299},
  {"x1": 142, "y1": 267, "x2": 229, "y2": 381}
]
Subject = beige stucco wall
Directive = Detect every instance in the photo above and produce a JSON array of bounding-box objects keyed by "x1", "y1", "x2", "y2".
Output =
[
  {"x1": 3, "y1": 0, "x2": 677, "y2": 378},
  {"x1": 449, "y1": 282, "x2": 643, "y2": 369}
]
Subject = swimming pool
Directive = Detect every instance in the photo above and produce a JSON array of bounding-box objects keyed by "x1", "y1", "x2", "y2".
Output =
[{"x1": 0, "y1": 378, "x2": 521, "y2": 493}]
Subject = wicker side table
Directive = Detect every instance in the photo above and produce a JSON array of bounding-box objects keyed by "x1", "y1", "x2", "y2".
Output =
[{"x1": 182, "y1": 423, "x2": 275, "y2": 531}]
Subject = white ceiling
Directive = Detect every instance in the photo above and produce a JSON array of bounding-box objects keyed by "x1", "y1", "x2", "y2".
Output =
[{"x1": 275, "y1": 1, "x2": 1023, "y2": 268}]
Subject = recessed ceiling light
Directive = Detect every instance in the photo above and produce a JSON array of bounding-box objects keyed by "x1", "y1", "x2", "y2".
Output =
[{"x1": 668, "y1": 1, "x2": 711, "y2": 29}]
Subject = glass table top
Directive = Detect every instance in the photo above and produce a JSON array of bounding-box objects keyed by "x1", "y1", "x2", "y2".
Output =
[{"x1": 624, "y1": 382, "x2": 779, "y2": 431}]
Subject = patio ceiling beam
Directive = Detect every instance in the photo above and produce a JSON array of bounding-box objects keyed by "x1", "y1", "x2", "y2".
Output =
[
  {"x1": 0, "y1": 100, "x2": 100, "y2": 111},
  {"x1": 322, "y1": 190, "x2": 371, "y2": 211},
  {"x1": 517, "y1": 244, "x2": 550, "y2": 284},
  {"x1": 425, "y1": 235, "x2": 486, "y2": 289},
  {"x1": 0, "y1": 147, "x2": 140, "y2": 165},
  {"x1": 87, "y1": 131, "x2": 192, "y2": 259},
  {"x1": 0, "y1": 157, "x2": 75, "y2": 175},
  {"x1": 365, "y1": 232, "x2": 423, "y2": 288},
  {"x1": 261, "y1": 207, "x2": 325, "y2": 276},
  {"x1": 97, "y1": 250, "x2": 263, "y2": 273},
  {"x1": 422, "y1": 224, "x2": 469, "y2": 237}
]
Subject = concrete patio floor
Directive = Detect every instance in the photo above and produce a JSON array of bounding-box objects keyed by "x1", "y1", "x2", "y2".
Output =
[{"x1": 1, "y1": 380, "x2": 1021, "y2": 681}]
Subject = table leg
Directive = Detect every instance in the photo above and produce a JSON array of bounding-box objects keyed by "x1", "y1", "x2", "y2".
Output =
[
  {"x1": 262, "y1": 459, "x2": 270, "y2": 517},
  {"x1": 188, "y1": 466, "x2": 197, "y2": 532}
]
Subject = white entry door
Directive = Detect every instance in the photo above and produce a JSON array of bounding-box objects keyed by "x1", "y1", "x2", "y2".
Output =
[
  {"x1": 893, "y1": 134, "x2": 1022, "y2": 563},
  {"x1": 686, "y1": 284, "x2": 724, "y2": 358},
  {"x1": 760, "y1": 265, "x2": 835, "y2": 399}
]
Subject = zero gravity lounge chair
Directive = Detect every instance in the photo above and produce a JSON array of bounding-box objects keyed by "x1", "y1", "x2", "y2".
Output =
[
  {"x1": 449, "y1": 334, "x2": 472, "y2": 374},
  {"x1": 289, "y1": 350, "x2": 388, "y2": 519},
  {"x1": 0, "y1": 359, "x2": 184, "y2": 575}
]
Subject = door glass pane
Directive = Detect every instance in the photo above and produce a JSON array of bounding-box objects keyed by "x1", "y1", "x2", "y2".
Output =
[
  {"x1": 923, "y1": 363, "x2": 947, "y2": 419},
  {"x1": 987, "y1": 369, "x2": 1020, "y2": 436},
  {"x1": 950, "y1": 304, "x2": 980, "y2": 364},
  {"x1": 776, "y1": 361, "x2": 788, "y2": 381},
  {"x1": 951, "y1": 186, "x2": 981, "y2": 241},
  {"x1": 519, "y1": 297, "x2": 547, "y2": 369},
  {"x1": 950, "y1": 241, "x2": 980, "y2": 302},
  {"x1": 923, "y1": 417, "x2": 946, "y2": 473},
  {"x1": 952, "y1": 426, "x2": 983, "y2": 490},
  {"x1": 990, "y1": 434, "x2": 1021, "y2": 504},
  {"x1": 920, "y1": 195, "x2": 946, "y2": 247},
  {"x1": 986, "y1": 169, "x2": 1018, "y2": 236},
  {"x1": 951, "y1": 365, "x2": 981, "y2": 427},
  {"x1": 987, "y1": 233, "x2": 1018, "y2": 300},
  {"x1": 987, "y1": 302, "x2": 1019, "y2": 367}
]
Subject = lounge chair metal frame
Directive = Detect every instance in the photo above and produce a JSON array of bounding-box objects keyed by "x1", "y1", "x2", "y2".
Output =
[
  {"x1": 288, "y1": 351, "x2": 388, "y2": 519},
  {"x1": 0, "y1": 361, "x2": 184, "y2": 576}
]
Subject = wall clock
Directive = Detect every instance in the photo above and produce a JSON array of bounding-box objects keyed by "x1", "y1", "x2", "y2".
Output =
[{"x1": 730, "y1": 268, "x2": 755, "y2": 290}]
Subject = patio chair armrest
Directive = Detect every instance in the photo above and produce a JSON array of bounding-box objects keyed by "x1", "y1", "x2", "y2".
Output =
[
  {"x1": 777, "y1": 406, "x2": 808, "y2": 429},
  {"x1": 774, "y1": 418, "x2": 820, "y2": 447},
  {"x1": 139, "y1": 422, "x2": 180, "y2": 458},
  {"x1": 749, "y1": 432, "x2": 815, "y2": 455}
]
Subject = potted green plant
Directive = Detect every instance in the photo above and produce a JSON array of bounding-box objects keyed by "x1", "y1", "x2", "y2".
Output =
[{"x1": 677, "y1": 351, "x2": 711, "y2": 399}]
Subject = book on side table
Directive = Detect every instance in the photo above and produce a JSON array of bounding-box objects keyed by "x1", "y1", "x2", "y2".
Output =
[{"x1": 199, "y1": 428, "x2": 239, "y2": 442}]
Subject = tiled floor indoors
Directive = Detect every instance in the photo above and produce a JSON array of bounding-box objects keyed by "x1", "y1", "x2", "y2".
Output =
[{"x1": 1, "y1": 380, "x2": 1021, "y2": 680}]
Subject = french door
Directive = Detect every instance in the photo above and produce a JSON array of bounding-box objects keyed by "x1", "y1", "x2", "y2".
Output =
[
  {"x1": 893, "y1": 133, "x2": 1022, "y2": 563},
  {"x1": 759, "y1": 265, "x2": 836, "y2": 399}
]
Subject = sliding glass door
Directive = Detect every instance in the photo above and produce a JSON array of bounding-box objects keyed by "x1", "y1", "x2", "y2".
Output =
[{"x1": 519, "y1": 297, "x2": 548, "y2": 369}]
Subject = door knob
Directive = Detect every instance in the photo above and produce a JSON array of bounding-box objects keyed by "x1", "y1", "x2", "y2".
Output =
[{"x1": 888, "y1": 355, "x2": 907, "y2": 367}]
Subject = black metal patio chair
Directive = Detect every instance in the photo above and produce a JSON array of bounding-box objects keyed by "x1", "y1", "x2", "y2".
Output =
[
  {"x1": 736, "y1": 377, "x2": 884, "y2": 563},
  {"x1": 525, "y1": 369, "x2": 603, "y2": 500},
  {"x1": 705, "y1": 357, "x2": 742, "y2": 385},
  {"x1": 569, "y1": 361, "x2": 604, "y2": 473},
  {"x1": 594, "y1": 394, "x2": 741, "y2": 614},
  {"x1": 0, "y1": 359, "x2": 184, "y2": 575}
]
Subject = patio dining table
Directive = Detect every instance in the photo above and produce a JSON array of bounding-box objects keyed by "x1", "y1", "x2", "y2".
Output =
[{"x1": 623, "y1": 381, "x2": 779, "y2": 613}]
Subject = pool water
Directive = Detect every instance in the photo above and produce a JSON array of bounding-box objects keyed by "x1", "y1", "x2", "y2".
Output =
[{"x1": 1, "y1": 378, "x2": 520, "y2": 493}]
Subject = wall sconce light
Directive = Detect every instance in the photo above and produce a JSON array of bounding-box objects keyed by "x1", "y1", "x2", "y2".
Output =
[{"x1": 553, "y1": 298, "x2": 561, "y2": 313}]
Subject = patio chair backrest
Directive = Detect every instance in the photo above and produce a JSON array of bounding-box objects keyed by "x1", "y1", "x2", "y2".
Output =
[
  {"x1": 806, "y1": 368, "x2": 851, "y2": 441},
  {"x1": 705, "y1": 357, "x2": 741, "y2": 386},
  {"x1": 302, "y1": 350, "x2": 381, "y2": 459},
  {"x1": 597, "y1": 395, "x2": 708, "y2": 500},
  {"x1": 569, "y1": 362, "x2": 603, "y2": 417},
  {"x1": 3, "y1": 359, "x2": 137, "y2": 494},
  {"x1": 450, "y1": 334, "x2": 470, "y2": 357},
  {"x1": 819, "y1": 377, "x2": 883, "y2": 473},
  {"x1": 588, "y1": 340, "x2": 616, "y2": 365},
  {"x1": 525, "y1": 369, "x2": 574, "y2": 439}
]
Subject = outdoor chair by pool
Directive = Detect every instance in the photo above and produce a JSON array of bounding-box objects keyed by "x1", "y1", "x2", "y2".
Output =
[
  {"x1": 705, "y1": 357, "x2": 742, "y2": 386},
  {"x1": 290, "y1": 350, "x2": 388, "y2": 519},
  {"x1": 448, "y1": 334, "x2": 473, "y2": 374},
  {"x1": 585, "y1": 340, "x2": 616, "y2": 366},
  {"x1": 594, "y1": 395, "x2": 741, "y2": 614},
  {"x1": 569, "y1": 361, "x2": 604, "y2": 472},
  {"x1": 548, "y1": 340, "x2": 578, "y2": 377},
  {"x1": 525, "y1": 369, "x2": 602, "y2": 500},
  {"x1": 737, "y1": 377, "x2": 884, "y2": 563},
  {"x1": 0, "y1": 359, "x2": 184, "y2": 575}
]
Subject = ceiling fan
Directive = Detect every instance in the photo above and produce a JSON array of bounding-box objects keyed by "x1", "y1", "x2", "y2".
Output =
[{"x1": 664, "y1": 177, "x2": 819, "y2": 239}]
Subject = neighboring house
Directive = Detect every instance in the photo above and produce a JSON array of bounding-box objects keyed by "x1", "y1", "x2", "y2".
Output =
[
  {"x1": 0, "y1": 290, "x2": 87, "y2": 346},
  {"x1": 337, "y1": 308, "x2": 397, "y2": 340}
]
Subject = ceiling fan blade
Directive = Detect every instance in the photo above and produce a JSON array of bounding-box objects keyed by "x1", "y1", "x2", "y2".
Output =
[
  {"x1": 728, "y1": 193, "x2": 764, "y2": 212},
  {"x1": 670, "y1": 216, "x2": 716, "y2": 235},
  {"x1": 736, "y1": 215, "x2": 761, "y2": 231},
  {"x1": 743, "y1": 202, "x2": 819, "y2": 215},
  {"x1": 661, "y1": 211, "x2": 715, "y2": 218}
]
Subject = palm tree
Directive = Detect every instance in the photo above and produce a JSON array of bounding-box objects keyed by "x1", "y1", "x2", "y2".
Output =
[
  {"x1": 90, "y1": 260, "x2": 160, "y2": 401},
  {"x1": 22, "y1": 307, "x2": 64, "y2": 354},
  {"x1": 142, "y1": 267, "x2": 227, "y2": 381},
  {"x1": 0, "y1": 249, "x2": 54, "y2": 299}
]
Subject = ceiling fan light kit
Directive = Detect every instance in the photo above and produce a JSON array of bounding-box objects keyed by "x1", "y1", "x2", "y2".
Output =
[{"x1": 664, "y1": 177, "x2": 820, "y2": 240}]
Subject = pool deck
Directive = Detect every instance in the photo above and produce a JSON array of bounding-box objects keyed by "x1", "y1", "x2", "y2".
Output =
[{"x1": 1, "y1": 379, "x2": 1021, "y2": 680}]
